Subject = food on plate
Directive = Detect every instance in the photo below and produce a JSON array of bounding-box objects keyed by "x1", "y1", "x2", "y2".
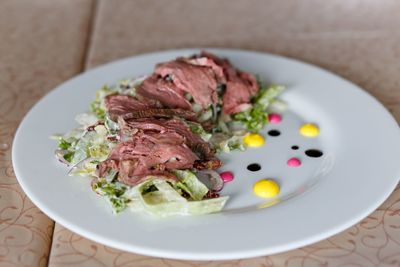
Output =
[
  {"x1": 299, "y1": 123, "x2": 320, "y2": 137},
  {"x1": 253, "y1": 179, "x2": 280, "y2": 198},
  {"x1": 52, "y1": 51, "x2": 284, "y2": 217}
]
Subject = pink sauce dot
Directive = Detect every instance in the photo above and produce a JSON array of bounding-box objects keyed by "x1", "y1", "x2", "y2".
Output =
[
  {"x1": 268, "y1": 113, "x2": 282, "y2": 124},
  {"x1": 220, "y1": 171, "x2": 234, "y2": 183},
  {"x1": 287, "y1": 157, "x2": 301, "y2": 167}
]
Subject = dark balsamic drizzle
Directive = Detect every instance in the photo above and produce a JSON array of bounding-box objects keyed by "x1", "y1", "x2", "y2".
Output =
[
  {"x1": 291, "y1": 145, "x2": 299, "y2": 150},
  {"x1": 247, "y1": 163, "x2": 261, "y2": 172},
  {"x1": 267, "y1": 130, "x2": 281, "y2": 137},
  {"x1": 305, "y1": 149, "x2": 323, "y2": 158}
]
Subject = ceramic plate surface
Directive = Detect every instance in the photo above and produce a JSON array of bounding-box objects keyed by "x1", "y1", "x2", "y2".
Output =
[{"x1": 12, "y1": 49, "x2": 400, "y2": 260}]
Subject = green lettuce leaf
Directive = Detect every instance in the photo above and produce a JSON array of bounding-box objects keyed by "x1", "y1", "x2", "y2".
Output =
[
  {"x1": 129, "y1": 179, "x2": 228, "y2": 218},
  {"x1": 233, "y1": 85, "x2": 285, "y2": 131},
  {"x1": 173, "y1": 170, "x2": 209, "y2": 201},
  {"x1": 93, "y1": 179, "x2": 131, "y2": 213}
]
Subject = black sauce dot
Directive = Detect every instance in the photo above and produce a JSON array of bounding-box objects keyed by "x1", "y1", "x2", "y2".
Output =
[
  {"x1": 268, "y1": 130, "x2": 281, "y2": 137},
  {"x1": 247, "y1": 163, "x2": 261, "y2": 172},
  {"x1": 291, "y1": 145, "x2": 299, "y2": 150},
  {"x1": 305, "y1": 149, "x2": 323, "y2": 158}
]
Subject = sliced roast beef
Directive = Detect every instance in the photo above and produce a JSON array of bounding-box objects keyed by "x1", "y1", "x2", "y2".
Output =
[
  {"x1": 119, "y1": 166, "x2": 177, "y2": 186},
  {"x1": 104, "y1": 94, "x2": 162, "y2": 121},
  {"x1": 199, "y1": 51, "x2": 259, "y2": 114},
  {"x1": 121, "y1": 108, "x2": 197, "y2": 121},
  {"x1": 137, "y1": 73, "x2": 192, "y2": 110},
  {"x1": 187, "y1": 57, "x2": 226, "y2": 83},
  {"x1": 119, "y1": 117, "x2": 215, "y2": 160},
  {"x1": 98, "y1": 133, "x2": 198, "y2": 186},
  {"x1": 193, "y1": 159, "x2": 223, "y2": 170},
  {"x1": 155, "y1": 60, "x2": 219, "y2": 108},
  {"x1": 162, "y1": 119, "x2": 215, "y2": 159}
]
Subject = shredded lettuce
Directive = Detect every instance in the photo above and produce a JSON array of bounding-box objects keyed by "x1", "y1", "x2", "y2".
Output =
[
  {"x1": 104, "y1": 113, "x2": 119, "y2": 134},
  {"x1": 173, "y1": 170, "x2": 209, "y2": 201},
  {"x1": 139, "y1": 194, "x2": 229, "y2": 218},
  {"x1": 198, "y1": 107, "x2": 213, "y2": 122},
  {"x1": 220, "y1": 135, "x2": 245, "y2": 153},
  {"x1": 187, "y1": 122, "x2": 212, "y2": 141},
  {"x1": 90, "y1": 85, "x2": 114, "y2": 120},
  {"x1": 233, "y1": 85, "x2": 285, "y2": 131},
  {"x1": 128, "y1": 179, "x2": 228, "y2": 218},
  {"x1": 254, "y1": 84, "x2": 285, "y2": 109},
  {"x1": 75, "y1": 113, "x2": 98, "y2": 128},
  {"x1": 93, "y1": 179, "x2": 130, "y2": 213},
  {"x1": 71, "y1": 125, "x2": 114, "y2": 165}
]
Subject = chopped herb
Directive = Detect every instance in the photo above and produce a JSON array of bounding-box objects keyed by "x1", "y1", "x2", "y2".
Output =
[
  {"x1": 58, "y1": 138, "x2": 71, "y2": 150},
  {"x1": 63, "y1": 152, "x2": 74, "y2": 163}
]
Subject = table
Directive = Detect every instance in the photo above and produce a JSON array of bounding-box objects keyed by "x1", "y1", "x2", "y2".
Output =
[{"x1": 1, "y1": 1, "x2": 400, "y2": 266}]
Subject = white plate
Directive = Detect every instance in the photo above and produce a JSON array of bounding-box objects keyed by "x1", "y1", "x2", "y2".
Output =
[{"x1": 12, "y1": 49, "x2": 400, "y2": 260}]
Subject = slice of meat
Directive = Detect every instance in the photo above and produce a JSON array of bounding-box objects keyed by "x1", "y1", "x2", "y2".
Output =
[
  {"x1": 121, "y1": 108, "x2": 197, "y2": 121},
  {"x1": 155, "y1": 60, "x2": 218, "y2": 108},
  {"x1": 162, "y1": 119, "x2": 215, "y2": 159},
  {"x1": 199, "y1": 51, "x2": 259, "y2": 114},
  {"x1": 119, "y1": 118, "x2": 215, "y2": 159},
  {"x1": 119, "y1": 167, "x2": 177, "y2": 186},
  {"x1": 104, "y1": 94, "x2": 162, "y2": 121},
  {"x1": 222, "y1": 76, "x2": 258, "y2": 114},
  {"x1": 193, "y1": 158, "x2": 223, "y2": 170},
  {"x1": 137, "y1": 74, "x2": 192, "y2": 110},
  {"x1": 187, "y1": 57, "x2": 226, "y2": 83},
  {"x1": 98, "y1": 133, "x2": 198, "y2": 186}
]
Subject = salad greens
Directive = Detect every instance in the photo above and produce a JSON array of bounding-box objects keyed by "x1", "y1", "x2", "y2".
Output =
[
  {"x1": 233, "y1": 85, "x2": 285, "y2": 131},
  {"x1": 128, "y1": 179, "x2": 228, "y2": 218},
  {"x1": 173, "y1": 170, "x2": 209, "y2": 201},
  {"x1": 53, "y1": 73, "x2": 283, "y2": 217},
  {"x1": 93, "y1": 179, "x2": 131, "y2": 213}
]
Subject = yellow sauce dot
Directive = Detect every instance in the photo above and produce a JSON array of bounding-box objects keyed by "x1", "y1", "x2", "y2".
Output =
[
  {"x1": 243, "y1": 133, "x2": 265, "y2": 148},
  {"x1": 253, "y1": 179, "x2": 280, "y2": 198},
  {"x1": 299, "y1": 123, "x2": 320, "y2": 137}
]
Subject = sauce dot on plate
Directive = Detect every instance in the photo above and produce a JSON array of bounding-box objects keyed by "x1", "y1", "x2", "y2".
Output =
[
  {"x1": 220, "y1": 171, "x2": 234, "y2": 182},
  {"x1": 243, "y1": 133, "x2": 265, "y2": 147},
  {"x1": 299, "y1": 123, "x2": 320, "y2": 137},
  {"x1": 287, "y1": 157, "x2": 301, "y2": 167},
  {"x1": 268, "y1": 113, "x2": 282, "y2": 124},
  {"x1": 253, "y1": 179, "x2": 280, "y2": 198},
  {"x1": 291, "y1": 145, "x2": 299, "y2": 150},
  {"x1": 267, "y1": 130, "x2": 281, "y2": 137},
  {"x1": 305, "y1": 149, "x2": 323, "y2": 158},
  {"x1": 247, "y1": 163, "x2": 261, "y2": 172}
]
